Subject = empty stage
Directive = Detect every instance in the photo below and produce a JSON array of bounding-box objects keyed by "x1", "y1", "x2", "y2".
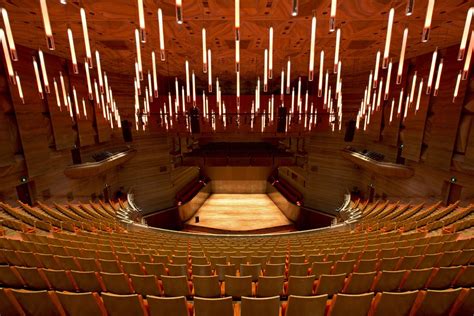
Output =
[{"x1": 184, "y1": 194, "x2": 294, "y2": 233}]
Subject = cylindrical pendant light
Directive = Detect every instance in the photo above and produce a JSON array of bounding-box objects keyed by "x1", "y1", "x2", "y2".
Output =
[
  {"x1": 397, "y1": 28, "x2": 409, "y2": 84},
  {"x1": 38, "y1": 50, "x2": 50, "y2": 93},
  {"x1": 458, "y1": 8, "x2": 474, "y2": 60},
  {"x1": 384, "y1": 59, "x2": 393, "y2": 100},
  {"x1": 453, "y1": 71, "x2": 461, "y2": 102},
  {"x1": 415, "y1": 79, "x2": 423, "y2": 112},
  {"x1": 15, "y1": 72, "x2": 24, "y2": 104},
  {"x1": 39, "y1": 0, "x2": 54, "y2": 50},
  {"x1": 192, "y1": 70, "x2": 196, "y2": 105},
  {"x1": 80, "y1": 8, "x2": 92, "y2": 67},
  {"x1": 383, "y1": 8, "x2": 394, "y2": 69},
  {"x1": 185, "y1": 60, "x2": 190, "y2": 102},
  {"x1": 208, "y1": 49, "x2": 212, "y2": 92},
  {"x1": 264, "y1": 49, "x2": 268, "y2": 92},
  {"x1": 137, "y1": 0, "x2": 146, "y2": 42},
  {"x1": 426, "y1": 49, "x2": 438, "y2": 94},
  {"x1": 373, "y1": 50, "x2": 381, "y2": 89},
  {"x1": 406, "y1": 0, "x2": 415, "y2": 16},
  {"x1": 60, "y1": 71, "x2": 68, "y2": 106},
  {"x1": 135, "y1": 29, "x2": 143, "y2": 77},
  {"x1": 235, "y1": 39, "x2": 240, "y2": 72},
  {"x1": 433, "y1": 58, "x2": 443, "y2": 96},
  {"x1": 291, "y1": 0, "x2": 298, "y2": 17},
  {"x1": 235, "y1": 0, "x2": 240, "y2": 39},
  {"x1": 202, "y1": 28, "x2": 207, "y2": 73},
  {"x1": 96, "y1": 50, "x2": 104, "y2": 92},
  {"x1": 269, "y1": 27, "x2": 273, "y2": 79},
  {"x1": 318, "y1": 50, "x2": 324, "y2": 97},
  {"x1": 462, "y1": 30, "x2": 474, "y2": 80},
  {"x1": 67, "y1": 28, "x2": 78, "y2": 74},
  {"x1": 286, "y1": 58, "x2": 291, "y2": 94},
  {"x1": 422, "y1": 0, "x2": 436, "y2": 42},
  {"x1": 0, "y1": 29, "x2": 14, "y2": 83},
  {"x1": 158, "y1": 9, "x2": 166, "y2": 61},
  {"x1": 334, "y1": 28, "x2": 340, "y2": 73},
  {"x1": 176, "y1": 0, "x2": 183, "y2": 24},
  {"x1": 84, "y1": 60, "x2": 93, "y2": 99},
  {"x1": 409, "y1": 71, "x2": 417, "y2": 104},
  {"x1": 330, "y1": 0, "x2": 337, "y2": 32},
  {"x1": 280, "y1": 70, "x2": 285, "y2": 102},
  {"x1": 1, "y1": 9, "x2": 17, "y2": 60},
  {"x1": 309, "y1": 16, "x2": 316, "y2": 81},
  {"x1": 152, "y1": 51, "x2": 158, "y2": 97},
  {"x1": 53, "y1": 77, "x2": 61, "y2": 108}
]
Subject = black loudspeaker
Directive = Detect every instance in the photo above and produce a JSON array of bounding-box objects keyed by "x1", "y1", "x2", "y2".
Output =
[
  {"x1": 277, "y1": 106, "x2": 287, "y2": 133},
  {"x1": 122, "y1": 120, "x2": 133, "y2": 142},
  {"x1": 190, "y1": 107, "x2": 200, "y2": 134},
  {"x1": 344, "y1": 119, "x2": 356, "y2": 142}
]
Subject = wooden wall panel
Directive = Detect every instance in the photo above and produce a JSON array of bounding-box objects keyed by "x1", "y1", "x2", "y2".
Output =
[
  {"x1": 0, "y1": 65, "x2": 16, "y2": 168},
  {"x1": 424, "y1": 47, "x2": 468, "y2": 170}
]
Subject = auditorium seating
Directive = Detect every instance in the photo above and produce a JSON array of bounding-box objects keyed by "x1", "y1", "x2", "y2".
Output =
[{"x1": 0, "y1": 198, "x2": 472, "y2": 314}]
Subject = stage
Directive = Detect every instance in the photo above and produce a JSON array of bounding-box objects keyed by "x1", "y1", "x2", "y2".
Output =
[{"x1": 184, "y1": 194, "x2": 295, "y2": 233}]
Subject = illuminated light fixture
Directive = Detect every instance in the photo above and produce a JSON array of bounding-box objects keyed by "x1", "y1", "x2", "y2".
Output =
[
  {"x1": 291, "y1": 87, "x2": 295, "y2": 113},
  {"x1": 373, "y1": 50, "x2": 381, "y2": 89},
  {"x1": 403, "y1": 95, "x2": 409, "y2": 119},
  {"x1": 415, "y1": 79, "x2": 423, "y2": 112},
  {"x1": 175, "y1": 77, "x2": 180, "y2": 112},
  {"x1": 152, "y1": 51, "x2": 158, "y2": 97},
  {"x1": 185, "y1": 60, "x2": 190, "y2": 102},
  {"x1": 82, "y1": 98, "x2": 88, "y2": 119},
  {"x1": 80, "y1": 8, "x2": 92, "y2": 66},
  {"x1": 236, "y1": 71, "x2": 240, "y2": 105},
  {"x1": 53, "y1": 77, "x2": 60, "y2": 108},
  {"x1": 308, "y1": 16, "x2": 316, "y2": 81},
  {"x1": 15, "y1": 72, "x2": 24, "y2": 104},
  {"x1": 147, "y1": 71, "x2": 152, "y2": 98},
  {"x1": 426, "y1": 49, "x2": 438, "y2": 94},
  {"x1": 389, "y1": 98, "x2": 395, "y2": 122},
  {"x1": 84, "y1": 60, "x2": 93, "y2": 99},
  {"x1": 324, "y1": 70, "x2": 329, "y2": 107},
  {"x1": 330, "y1": 0, "x2": 337, "y2": 32},
  {"x1": 202, "y1": 28, "x2": 207, "y2": 73},
  {"x1": 318, "y1": 51, "x2": 324, "y2": 97},
  {"x1": 397, "y1": 89, "x2": 404, "y2": 115},
  {"x1": 68, "y1": 95, "x2": 73, "y2": 118},
  {"x1": 297, "y1": 77, "x2": 301, "y2": 112},
  {"x1": 1, "y1": 9, "x2": 17, "y2": 61},
  {"x1": 433, "y1": 58, "x2": 443, "y2": 96},
  {"x1": 280, "y1": 69, "x2": 285, "y2": 101},
  {"x1": 158, "y1": 9, "x2": 165, "y2": 61},
  {"x1": 134, "y1": 61, "x2": 141, "y2": 95},
  {"x1": 94, "y1": 80, "x2": 100, "y2": 105},
  {"x1": 192, "y1": 70, "x2": 196, "y2": 105},
  {"x1": 286, "y1": 58, "x2": 291, "y2": 94},
  {"x1": 59, "y1": 72, "x2": 68, "y2": 106},
  {"x1": 397, "y1": 28, "x2": 408, "y2": 84},
  {"x1": 264, "y1": 49, "x2": 268, "y2": 92},
  {"x1": 462, "y1": 31, "x2": 474, "y2": 80},
  {"x1": 383, "y1": 8, "x2": 394, "y2": 69},
  {"x1": 66, "y1": 29, "x2": 78, "y2": 74},
  {"x1": 235, "y1": 39, "x2": 240, "y2": 72},
  {"x1": 406, "y1": 0, "x2": 415, "y2": 16},
  {"x1": 72, "y1": 86, "x2": 80, "y2": 118},
  {"x1": 409, "y1": 71, "x2": 417, "y2": 104},
  {"x1": 0, "y1": 29, "x2": 14, "y2": 83},
  {"x1": 336, "y1": 61, "x2": 342, "y2": 97},
  {"x1": 38, "y1": 50, "x2": 50, "y2": 93},
  {"x1": 458, "y1": 8, "x2": 473, "y2": 60},
  {"x1": 60, "y1": 0, "x2": 66, "y2": 4},
  {"x1": 334, "y1": 28, "x2": 340, "y2": 73},
  {"x1": 175, "y1": 0, "x2": 183, "y2": 24},
  {"x1": 367, "y1": 71, "x2": 373, "y2": 98},
  {"x1": 104, "y1": 72, "x2": 110, "y2": 104},
  {"x1": 235, "y1": 0, "x2": 240, "y2": 40},
  {"x1": 135, "y1": 29, "x2": 143, "y2": 77},
  {"x1": 453, "y1": 71, "x2": 461, "y2": 102},
  {"x1": 207, "y1": 49, "x2": 212, "y2": 92},
  {"x1": 39, "y1": 0, "x2": 54, "y2": 50},
  {"x1": 137, "y1": 0, "x2": 146, "y2": 43},
  {"x1": 422, "y1": 0, "x2": 436, "y2": 42},
  {"x1": 269, "y1": 27, "x2": 273, "y2": 79},
  {"x1": 384, "y1": 59, "x2": 392, "y2": 100},
  {"x1": 291, "y1": 0, "x2": 298, "y2": 17},
  {"x1": 181, "y1": 86, "x2": 185, "y2": 112},
  {"x1": 96, "y1": 51, "x2": 104, "y2": 92}
]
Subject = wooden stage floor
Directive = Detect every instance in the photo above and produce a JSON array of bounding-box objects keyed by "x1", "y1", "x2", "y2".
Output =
[{"x1": 184, "y1": 194, "x2": 294, "y2": 233}]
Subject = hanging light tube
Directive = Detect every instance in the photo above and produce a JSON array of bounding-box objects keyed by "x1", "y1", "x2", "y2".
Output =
[
  {"x1": 0, "y1": 29, "x2": 14, "y2": 83},
  {"x1": 39, "y1": 0, "x2": 54, "y2": 50},
  {"x1": 235, "y1": 39, "x2": 240, "y2": 72},
  {"x1": 415, "y1": 79, "x2": 423, "y2": 112},
  {"x1": 373, "y1": 50, "x2": 381, "y2": 89},
  {"x1": 53, "y1": 77, "x2": 60, "y2": 108},
  {"x1": 82, "y1": 98, "x2": 88, "y2": 119},
  {"x1": 66, "y1": 29, "x2": 79, "y2": 74},
  {"x1": 84, "y1": 60, "x2": 93, "y2": 99},
  {"x1": 80, "y1": 8, "x2": 92, "y2": 67},
  {"x1": 462, "y1": 31, "x2": 474, "y2": 80},
  {"x1": 185, "y1": 60, "x2": 190, "y2": 102},
  {"x1": 38, "y1": 50, "x2": 50, "y2": 93},
  {"x1": 158, "y1": 9, "x2": 166, "y2": 61},
  {"x1": 208, "y1": 49, "x2": 212, "y2": 92},
  {"x1": 286, "y1": 58, "x2": 291, "y2": 94},
  {"x1": 308, "y1": 16, "x2": 317, "y2": 82},
  {"x1": 73, "y1": 86, "x2": 80, "y2": 118},
  {"x1": 397, "y1": 89, "x2": 404, "y2": 115},
  {"x1": 68, "y1": 95, "x2": 73, "y2": 118},
  {"x1": 1, "y1": 9, "x2": 17, "y2": 61},
  {"x1": 389, "y1": 98, "x2": 395, "y2": 122},
  {"x1": 202, "y1": 28, "x2": 207, "y2": 73},
  {"x1": 269, "y1": 27, "x2": 273, "y2": 79},
  {"x1": 453, "y1": 71, "x2": 461, "y2": 102},
  {"x1": 135, "y1": 29, "x2": 143, "y2": 78},
  {"x1": 336, "y1": 61, "x2": 342, "y2": 97},
  {"x1": 280, "y1": 70, "x2": 285, "y2": 102},
  {"x1": 147, "y1": 71, "x2": 152, "y2": 98},
  {"x1": 135, "y1": 61, "x2": 141, "y2": 95},
  {"x1": 397, "y1": 28, "x2": 408, "y2": 84},
  {"x1": 406, "y1": 0, "x2": 415, "y2": 16},
  {"x1": 383, "y1": 8, "x2": 394, "y2": 68},
  {"x1": 236, "y1": 71, "x2": 240, "y2": 105},
  {"x1": 192, "y1": 70, "x2": 196, "y2": 105},
  {"x1": 426, "y1": 49, "x2": 438, "y2": 94},
  {"x1": 433, "y1": 58, "x2": 443, "y2": 96},
  {"x1": 175, "y1": 77, "x2": 180, "y2": 113},
  {"x1": 409, "y1": 71, "x2": 417, "y2": 104},
  {"x1": 324, "y1": 70, "x2": 329, "y2": 107},
  {"x1": 297, "y1": 77, "x2": 301, "y2": 112},
  {"x1": 334, "y1": 28, "x2": 340, "y2": 73},
  {"x1": 384, "y1": 59, "x2": 392, "y2": 100},
  {"x1": 422, "y1": 0, "x2": 435, "y2": 42},
  {"x1": 318, "y1": 51, "x2": 324, "y2": 97},
  {"x1": 291, "y1": 0, "x2": 298, "y2": 17},
  {"x1": 59, "y1": 72, "x2": 68, "y2": 107},
  {"x1": 15, "y1": 72, "x2": 24, "y2": 104},
  {"x1": 96, "y1": 51, "x2": 104, "y2": 92},
  {"x1": 264, "y1": 49, "x2": 268, "y2": 92},
  {"x1": 137, "y1": 0, "x2": 146, "y2": 42},
  {"x1": 235, "y1": 0, "x2": 240, "y2": 39},
  {"x1": 94, "y1": 79, "x2": 100, "y2": 105},
  {"x1": 152, "y1": 51, "x2": 158, "y2": 97},
  {"x1": 176, "y1": 0, "x2": 183, "y2": 24},
  {"x1": 104, "y1": 73, "x2": 110, "y2": 104},
  {"x1": 330, "y1": 0, "x2": 337, "y2": 32},
  {"x1": 458, "y1": 8, "x2": 474, "y2": 60}
]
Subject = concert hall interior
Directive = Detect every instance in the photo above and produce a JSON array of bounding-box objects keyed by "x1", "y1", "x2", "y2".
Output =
[{"x1": 0, "y1": 0, "x2": 473, "y2": 315}]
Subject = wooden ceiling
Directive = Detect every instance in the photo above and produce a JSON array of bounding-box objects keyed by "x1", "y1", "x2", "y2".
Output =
[{"x1": 1, "y1": 0, "x2": 472, "y2": 93}]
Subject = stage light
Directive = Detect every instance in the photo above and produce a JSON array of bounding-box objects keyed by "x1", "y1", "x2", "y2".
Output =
[
  {"x1": 158, "y1": 9, "x2": 165, "y2": 61},
  {"x1": 291, "y1": 0, "x2": 298, "y2": 17},
  {"x1": 0, "y1": 29, "x2": 14, "y2": 83},
  {"x1": 459, "y1": 8, "x2": 473, "y2": 60},
  {"x1": 334, "y1": 28, "x2": 340, "y2": 73},
  {"x1": 53, "y1": 77, "x2": 60, "y2": 108},
  {"x1": 309, "y1": 16, "x2": 316, "y2": 81},
  {"x1": 406, "y1": 0, "x2": 415, "y2": 16},
  {"x1": 426, "y1": 49, "x2": 437, "y2": 94},
  {"x1": 318, "y1": 50, "x2": 324, "y2": 97},
  {"x1": 373, "y1": 50, "x2": 380, "y2": 89},
  {"x1": 38, "y1": 50, "x2": 50, "y2": 93},
  {"x1": 264, "y1": 49, "x2": 268, "y2": 92},
  {"x1": 80, "y1": 8, "x2": 92, "y2": 67},
  {"x1": 433, "y1": 58, "x2": 443, "y2": 96},
  {"x1": 269, "y1": 27, "x2": 273, "y2": 79},
  {"x1": 397, "y1": 28, "x2": 408, "y2": 84},
  {"x1": 15, "y1": 72, "x2": 24, "y2": 104},
  {"x1": 286, "y1": 58, "x2": 291, "y2": 94},
  {"x1": 135, "y1": 29, "x2": 142, "y2": 77},
  {"x1": 330, "y1": 0, "x2": 337, "y2": 32},
  {"x1": 383, "y1": 8, "x2": 394, "y2": 68},
  {"x1": 415, "y1": 79, "x2": 423, "y2": 112},
  {"x1": 185, "y1": 60, "x2": 190, "y2": 102},
  {"x1": 84, "y1": 60, "x2": 93, "y2": 99},
  {"x1": 462, "y1": 31, "x2": 474, "y2": 80},
  {"x1": 152, "y1": 51, "x2": 158, "y2": 97},
  {"x1": 384, "y1": 59, "x2": 392, "y2": 100},
  {"x1": 422, "y1": 0, "x2": 436, "y2": 42},
  {"x1": 1, "y1": 9, "x2": 17, "y2": 60},
  {"x1": 59, "y1": 72, "x2": 68, "y2": 106},
  {"x1": 453, "y1": 71, "x2": 461, "y2": 102},
  {"x1": 176, "y1": 0, "x2": 183, "y2": 24},
  {"x1": 96, "y1": 50, "x2": 104, "y2": 92},
  {"x1": 39, "y1": 0, "x2": 54, "y2": 50},
  {"x1": 137, "y1": 0, "x2": 146, "y2": 42},
  {"x1": 202, "y1": 28, "x2": 207, "y2": 73},
  {"x1": 208, "y1": 49, "x2": 212, "y2": 92}
]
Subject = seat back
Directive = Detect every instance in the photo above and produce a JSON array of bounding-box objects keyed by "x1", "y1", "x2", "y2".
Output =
[
  {"x1": 412, "y1": 288, "x2": 464, "y2": 316},
  {"x1": 215, "y1": 264, "x2": 237, "y2": 282},
  {"x1": 287, "y1": 275, "x2": 316, "y2": 296},
  {"x1": 147, "y1": 295, "x2": 189, "y2": 316},
  {"x1": 264, "y1": 263, "x2": 285, "y2": 277},
  {"x1": 311, "y1": 261, "x2": 333, "y2": 279},
  {"x1": 256, "y1": 276, "x2": 285, "y2": 297},
  {"x1": 70, "y1": 271, "x2": 104, "y2": 292},
  {"x1": 286, "y1": 294, "x2": 327, "y2": 316},
  {"x1": 241, "y1": 296, "x2": 280, "y2": 316},
  {"x1": 193, "y1": 275, "x2": 221, "y2": 298},
  {"x1": 315, "y1": 273, "x2": 345, "y2": 296},
  {"x1": 225, "y1": 275, "x2": 252, "y2": 298},
  {"x1": 373, "y1": 270, "x2": 406, "y2": 292},
  {"x1": 371, "y1": 291, "x2": 418, "y2": 316},
  {"x1": 240, "y1": 264, "x2": 262, "y2": 282},
  {"x1": 328, "y1": 293, "x2": 374, "y2": 316},
  {"x1": 343, "y1": 272, "x2": 376, "y2": 294},
  {"x1": 101, "y1": 293, "x2": 147, "y2": 316},
  {"x1": 194, "y1": 297, "x2": 233, "y2": 316},
  {"x1": 101, "y1": 272, "x2": 133, "y2": 294},
  {"x1": 167, "y1": 264, "x2": 188, "y2": 277},
  {"x1": 288, "y1": 263, "x2": 310, "y2": 277},
  {"x1": 400, "y1": 268, "x2": 433, "y2": 291},
  {"x1": 144, "y1": 262, "x2": 167, "y2": 278},
  {"x1": 161, "y1": 275, "x2": 191, "y2": 297},
  {"x1": 130, "y1": 274, "x2": 162, "y2": 297},
  {"x1": 192, "y1": 264, "x2": 212, "y2": 276},
  {"x1": 56, "y1": 291, "x2": 107, "y2": 316},
  {"x1": 11, "y1": 289, "x2": 63, "y2": 316},
  {"x1": 42, "y1": 268, "x2": 76, "y2": 291}
]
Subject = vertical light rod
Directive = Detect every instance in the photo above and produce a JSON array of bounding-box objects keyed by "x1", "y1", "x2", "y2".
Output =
[
  {"x1": 458, "y1": 8, "x2": 473, "y2": 60},
  {"x1": 176, "y1": 0, "x2": 183, "y2": 24},
  {"x1": 397, "y1": 28, "x2": 408, "y2": 84},
  {"x1": 158, "y1": 9, "x2": 166, "y2": 61},
  {"x1": 67, "y1": 28, "x2": 78, "y2": 74},
  {"x1": 422, "y1": 0, "x2": 435, "y2": 42},
  {"x1": 39, "y1": 0, "x2": 54, "y2": 50},
  {"x1": 334, "y1": 28, "x2": 340, "y2": 73},
  {"x1": 330, "y1": 0, "x2": 337, "y2": 32},
  {"x1": 269, "y1": 27, "x2": 273, "y2": 79},
  {"x1": 309, "y1": 16, "x2": 316, "y2": 81},
  {"x1": 383, "y1": 8, "x2": 394, "y2": 68},
  {"x1": 202, "y1": 28, "x2": 207, "y2": 73},
  {"x1": 80, "y1": 8, "x2": 92, "y2": 66},
  {"x1": 426, "y1": 49, "x2": 438, "y2": 94},
  {"x1": 137, "y1": 0, "x2": 146, "y2": 42},
  {"x1": 1, "y1": 9, "x2": 17, "y2": 60},
  {"x1": 318, "y1": 50, "x2": 324, "y2": 97}
]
